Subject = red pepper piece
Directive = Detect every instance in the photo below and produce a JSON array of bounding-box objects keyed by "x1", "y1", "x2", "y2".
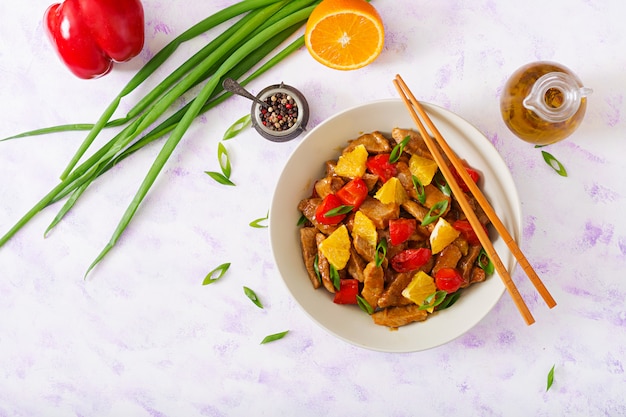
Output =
[
  {"x1": 315, "y1": 194, "x2": 347, "y2": 225},
  {"x1": 366, "y1": 154, "x2": 397, "y2": 183},
  {"x1": 333, "y1": 279, "x2": 359, "y2": 304},
  {"x1": 452, "y1": 219, "x2": 487, "y2": 246},
  {"x1": 435, "y1": 268, "x2": 465, "y2": 293},
  {"x1": 336, "y1": 177, "x2": 368, "y2": 210},
  {"x1": 44, "y1": 0, "x2": 145, "y2": 79},
  {"x1": 449, "y1": 164, "x2": 480, "y2": 193},
  {"x1": 389, "y1": 218, "x2": 417, "y2": 246},
  {"x1": 390, "y1": 248, "x2": 432, "y2": 273}
]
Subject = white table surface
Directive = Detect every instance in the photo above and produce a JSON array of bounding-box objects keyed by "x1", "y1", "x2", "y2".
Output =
[{"x1": 1, "y1": 0, "x2": 625, "y2": 415}]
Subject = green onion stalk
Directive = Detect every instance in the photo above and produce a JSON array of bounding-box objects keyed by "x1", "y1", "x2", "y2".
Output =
[{"x1": 0, "y1": 0, "x2": 321, "y2": 276}]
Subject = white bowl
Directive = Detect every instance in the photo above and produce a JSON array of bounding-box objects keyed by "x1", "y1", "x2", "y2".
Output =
[{"x1": 269, "y1": 99, "x2": 522, "y2": 352}]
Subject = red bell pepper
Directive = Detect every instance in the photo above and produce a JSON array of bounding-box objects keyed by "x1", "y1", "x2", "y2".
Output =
[
  {"x1": 434, "y1": 268, "x2": 465, "y2": 293},
  {"x1": 449, "y1": 164, "x2": 480, "y2": 193},
  {"x1": 315, "y1": 194, "x2": 348, "y2": 225},
  {"x1": 452, "y1": 219, "x2": 487, "y2": 246},
  {"x1": 44, "y1": 0, "x2": 145, "y2": 79},
  {"x1": 390, "y1": 248, "x2": 431, "y2": 273},
  {"x1": 366, "y1": 154, "x2": 397, "y2": 183},
  {"x1": 336, "y1": 177, "x2": 368, "y2": 210},
  {"x1": 389, "y1": 218, "x2": 417, "y2": 245},
  {"x1": 333, "y1": 279, "x2": 359, "y2": 304}
]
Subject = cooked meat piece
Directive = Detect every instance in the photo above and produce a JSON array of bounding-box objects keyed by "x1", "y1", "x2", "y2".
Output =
[
  {"x1": 362, "y1": 173, "x2": 379, "y2": 191},
  {"x1": 344, "y1": 131, "x2": 392, "y2": 154},
  {"x1": 463, "y1": 194, "x2": 491, "y2": 225},
  {"x1": 371, "y1": 304, "x2": 428, "y2": 328},
  {"x1": 432, "y1": 243, "x2": 463, "y2": 275},
  {"x1": 377, "y1": 271, "x2": 414, "y2": 308},
  {"x1": 470, "y1": 266, "x2": 486, "y2": 284},
  {"x1": 324, "y1": 160, "x2": 337, "y2": 177},
  {"x1": 361, "y1": 261, "x2": 385, "y2": 308},
  {"x1": 401, "y1": 200, "x2": 428, "y2": 223},
  {"x1": 458, "y1": 244, "x2": 481, "y2": 286},
  {"x1": 353, "y1": 234, "x2": 376, "y2": 263},
  {"x1": 300, "y1": 227, "x2": 321, "y2": 289},
  {"x1": 391, "y1": 127, "x2": 449, "y2": 165},
  {"x1": 358, "y1": 197, "x2": 400, "y2": 229},
  {"x1": 298, "y1": 198, "x2": 338, "y2": 235},
  {"x1": 347, "y1": 247, "x2": 367, "y2": 282},
  {"x1": 316, "y1": 233, "x2": 336, "y2": 293},
  {"x1": 314, "y1": 175, "x2": 345, "y2": 199}
]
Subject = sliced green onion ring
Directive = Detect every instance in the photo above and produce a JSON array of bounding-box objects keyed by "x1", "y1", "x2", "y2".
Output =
[
  {"x1": 313, "y1": 254, "x2": 321, "y2": 284},
  {"x1": 418, "y1": 290, "x2": 448, "y2": 310},
  {"x1": 324, "y1": 205, "x2": 353, "y2": 217},
  {"x1": 541, "y1": 151, "x2": 567, "y2": 177},
  {"x1": 438, "y1": 291, "x2": 462, "y2": 310},
  {"x1": 202, "y1": 262, "x2": 231, "y2": 285},
  {"x1": 249, "y1": 211, "x2": 269, "y2": 228},
  {"x1": 477, "y1": 248, "x2": 495, "y2": 275},
  {"x1": 244, "y1": 286, "x2": 263, "y2": 308},
  {"x1": 357, "y1": 295, "x2": 374, "y2": 314},
  {"x1": 330, "y1": 264, "x2": 340, "y2": 290},
  {"x1": 261, "y1": 330, "x2": 289, "y2": 344},
  {"x1": 374, "y1": 238, "x2": 387, "y2": 267},
  {"x1": 421, "y1": 199, "x2": 449, "y2": 226},
  {"x1": 389, "y1": 135, "x2": 410, "y2": 163},
  {"x1": 412, "y1": 175, "x2": 426, "y2": 204},
  {"x1": 223, "y1": 114, "x2": 252, "y2": 140}
]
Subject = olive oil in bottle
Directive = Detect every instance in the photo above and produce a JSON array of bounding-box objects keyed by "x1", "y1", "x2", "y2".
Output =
[{"x1": 500, "y1": 62, "x2": 592, "y2": 145}]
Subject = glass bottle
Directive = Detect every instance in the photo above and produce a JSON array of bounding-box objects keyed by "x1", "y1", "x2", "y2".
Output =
[{"x1": 500, "y1": 61, "x2": 592, "y2": 145}]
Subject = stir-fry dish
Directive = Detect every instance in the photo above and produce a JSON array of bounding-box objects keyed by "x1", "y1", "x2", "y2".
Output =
[{"x1": 297, "y1": 128, "x2": 494, "y2": 329}]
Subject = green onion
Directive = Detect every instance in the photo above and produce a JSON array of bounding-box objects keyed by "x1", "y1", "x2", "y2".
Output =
[
  {"x1": 330, "y1": 265, "x2": 340, "y2": 290},
  {"x1": 357, "y1": 295, "x2": 374, "y2": 314},
  {"x1": 244, "y1": 286, "x2": 263, "y2": 309},
  {"x1": 297, "y1": 214, "x2": 308, "y2": 226},
  {"x1": 389, "y1": 135, "x2": 410, "y2": 163},
  {"x1": 205, "y1": 172, "x2": 236, "y2": 186},
  {"x1": 477, "y1": 248, "x2": 495, "y2": 275},
  {"x1": 421, "y1": 199, "x2": 449, "y2": 226},
  {"x1": 541, "y1": 151, "x2": 567, "y2": 177},
  {"x1": 223, "y1": 114, "x2": 252, "y2": 140},
  {"x1": 437, "y1": 291, "x2": 461, "y2": 310},
  {"x1": 418, "y1": 290, "x2": 448, "y2": 310},
  {"x1": 261, "y1": 330, "x2": 289, "y2": 344},
  {"x1": 313, "y1": 254, "x2": 322, "y2": 284},
  {"x1": 202, "y1": 262, "x2": 231, "y2": 285},
  {"x1": 324, "y1": 205, "x2": 354, "y2": 217},
  {"x1": 0, "y1": 1, "x2": 322, "y2": 276},
  {"x1": 433, "y1": 172, "x2": 451, "y2": 196},
  {"x1": 546, "y1": 364, "x2": 555, "y2": 391},
  {"x1": 412, "y1": 175, "x2": 426, "y2": 204},
  {"x1": 249, "y1": 211, "x2": 269, "y2": 228},
  {"x1": 374, "y1": 239, "x2": 387, "y2": 267}
]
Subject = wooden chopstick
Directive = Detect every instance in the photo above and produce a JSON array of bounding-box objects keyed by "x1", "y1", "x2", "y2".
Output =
[{"x1": 394, "y1": 74, "x2": 556, "y2": 325}]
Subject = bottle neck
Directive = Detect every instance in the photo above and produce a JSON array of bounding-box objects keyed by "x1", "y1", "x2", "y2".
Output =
[{"x1": 522, "y1": 72, "x2": 592, "y2": 123}]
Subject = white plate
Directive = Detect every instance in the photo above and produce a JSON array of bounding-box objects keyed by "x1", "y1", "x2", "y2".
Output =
[{"x1": 269, "y1": 99, "x2": 522, "y2": 353}]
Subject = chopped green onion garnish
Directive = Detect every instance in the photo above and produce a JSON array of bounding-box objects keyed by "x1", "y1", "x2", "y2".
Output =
[
  {"x1": 438, "y1": 291, "x2": 461, "y2": 310},
  {"x1": 418, "y1": 290, "x2": 448, "y2": 310},
  {"x1": 202, "y1": 262, "x2": 231, "y2": 285},
  {"x1": 477, "y1": 248, "x2": 495, "y2": 275},
  {"x1": 546, "y1": 364, "x2": 555, "y2": 391},
  {"x1": 412, "y1": 174, "x2": 426, "y2": 204},
  {"x1": 223, "y1": 114, "x2": 251, "y2": 140},
  {"x1": 261, "y1": 330, "x2": 289, "y2": 344},
  {"x1": 313, "y1": 254, "x2": 321, "y2": 284},
  {"x1": 389, "y1": 135, "x2": 410, "y2": 163},
  {"x1": 217, "y1": 142, "x2": 232, "y2": 178},
  {"x1": 243, "y1": 286, "x2": 263, "y2": 309},
  {"x1": 433, "y1": 172, "x2": 451, "y2": 196},
  {"x1": 296, "y1": 214, "x2": 308, "y2": 226},
  {"x1": 541, "y1": 151, "x2": 567, "y2": 177},
  {"x1": 330, "y1": 264, "x2": 340, "y2": 290},
  {"x1": 324, "y1": 205, "x2": 354, "y2": 217},
  {"x1": 357, "y1": 295, "x2": 374, "y2": 314},
  {"x1": 205, "y1": 171, "x2": 236, "y2": 186},
  {"x1": 421, "y1": 199, "x2": 449, "y2": 226},
  {"x1": 249, "y1": 211, "x2": 269, "y2": 228},
  {"x1": 374, "y1": 238, "x2": 387, "y2": 267}
]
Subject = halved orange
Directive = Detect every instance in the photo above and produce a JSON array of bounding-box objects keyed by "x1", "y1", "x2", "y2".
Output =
[{"x1": 304, "y1": 0, "x2": 385, "y2": 70}]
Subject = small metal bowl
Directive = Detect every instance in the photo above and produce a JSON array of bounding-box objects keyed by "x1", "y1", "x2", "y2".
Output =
[{"x1": 250, "y1": 83, "x2": 309, "y2": 142}]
